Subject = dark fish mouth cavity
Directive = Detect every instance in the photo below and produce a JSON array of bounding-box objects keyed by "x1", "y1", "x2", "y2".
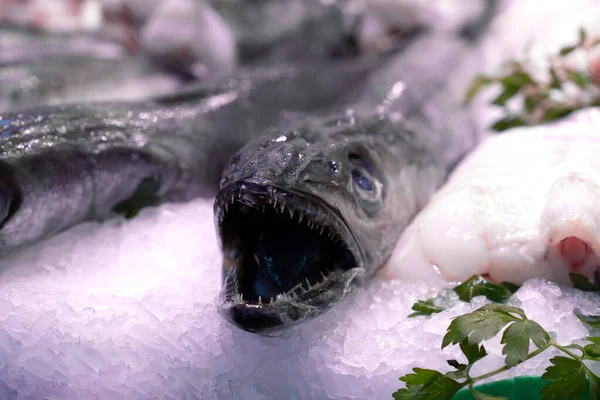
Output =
[{"x1": 215, "y1": 180, "x2": 361, "y2": 332}]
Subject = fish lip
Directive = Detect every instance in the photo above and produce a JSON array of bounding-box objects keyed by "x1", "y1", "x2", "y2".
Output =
[
  {"x1": 214, "y1": 179, "x2": 365, "y2": 332},
  {"x1": 218, "y1": 267, "x2": 365, "y2": 333}
]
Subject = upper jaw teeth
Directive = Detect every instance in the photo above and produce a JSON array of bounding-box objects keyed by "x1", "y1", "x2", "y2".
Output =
[{"x1": 219, "y1": 189, "x2": 346, "y2": 245}]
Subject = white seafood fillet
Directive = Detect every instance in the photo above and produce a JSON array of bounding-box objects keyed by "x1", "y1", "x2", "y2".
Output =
[{"x1": 381, "y1": 107, "x2": 600, "y2": 286}]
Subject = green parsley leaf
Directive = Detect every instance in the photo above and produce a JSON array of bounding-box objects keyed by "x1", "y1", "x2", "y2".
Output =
[
  {"x1": 579, "y1": 27, "x2": 588, "y2": 46},
  {"x1": 442, "y1": 305, "x2": 520, "y2": 348},
  {"x1": 549, "y1": 68, "x2": 562, "y2": 89},
  {"x1": 113, "y1": 175, "x2": 162, "y2": 219},
  {"x1": 445, "y1": 360, "x2": 468, "y2": 380},
  {"x1": 587, "y1": 369, "x2": 600, "y2": 400},
  {"x1": 570, "y1": 273, "x2": 600, "y2": 291},
  {"x1": 586, "y1": 337, "x2": 600, "y2": 345},
  {"x1": 501, "y1": 320, "x2": 550, "y2": 367},
  {"x1": 490, "y1": 116, "x2": 526, "y2": 132},
  {"x1": 394, "y1": 368, "x2": 462, "y2": 400},
  {"x1": 460, "y1": 340, "x2": 488, "y2": 364},
  {"x1": 464, "y1": 75, "x2": 496, "y2": 105},
  {"x1": 409, "y1": 300, "x2": 446, "y2": 318},
  {"x1": 567, "y1": 70, "x2": 591, "y2": 88},
  {"x1": 584, "y1": 343, "x2": 600, "y2": 361},
  {"x1": 453, "y1": 275, "x2": 519, "y2": 303},
  {"x1": 540, "y1": 356, "x2": 587, "y2": 400},
  {"x1": 575, "y1": 311, "x2": 600, "y2": 329},
  {"x1": 477, "y1": 303, "x2": 527, "y2": 317},
  {"x1": 541, "y1": 106, "x2": 576, "y2": 123},
  {"x1": 491, "y1": 75, "x2": 526, "y2": 106},
  {"x1": 524, "y1": 95, "x2": 536, "y2": 113},
  {"x1": 446, "y1": 359, "x2": 466, "y2": 371},
  {"x1": 559, "y1": 45, "x2": 578, "y2": 56}
]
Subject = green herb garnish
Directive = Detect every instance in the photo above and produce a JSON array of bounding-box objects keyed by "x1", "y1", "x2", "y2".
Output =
[
  {"x1": 465, "y1": 27, "x2": 600, "y2": 131},
  {"x1": 454, "y1": 276, "x2": 519, "y2": 304},
  {"x1": 570, "y1": 273, "x2": 600, "y2": 292},
  {"x1": 394, "y1": 304, "x2": 600, "y2": 399},
  {"x1": 409, "y1": 300, "x2": 447, "y2": 318},
  {"x1": 408, "y1": 275, "x2": 520, "y2": 318}
]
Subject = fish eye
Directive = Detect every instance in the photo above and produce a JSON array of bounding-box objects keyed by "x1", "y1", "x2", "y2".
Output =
[
  {"x1": 349, "y1": 153, "x2": 376, "y2": 191},
  {"x1": 348, "y1": 153, "x2": 383, "y2": 215},
  {"x1": 352, "y1": 168, "x2": 374, "y2": 191}
]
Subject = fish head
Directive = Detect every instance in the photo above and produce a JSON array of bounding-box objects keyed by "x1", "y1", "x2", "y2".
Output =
[{"x1": 215, "y1": 113, "x2": 411, "y2": 332}]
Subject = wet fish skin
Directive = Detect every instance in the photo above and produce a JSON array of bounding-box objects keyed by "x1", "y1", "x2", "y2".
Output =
[
  {"x1": 0, "y1": 25, "x2": 181, "y2": 112},
  {"x1": 216, "y1": 35, "x2": 484, "y2": 332},
  {"x1": 210, "y1": 0, "x2": 363, "y2": 62},
  {"x1": 0, "y1": 60, "x2": 380, "y2": 252},
  {"x1": 0, "y1": 24, "x2": 125, "y2": 66}
]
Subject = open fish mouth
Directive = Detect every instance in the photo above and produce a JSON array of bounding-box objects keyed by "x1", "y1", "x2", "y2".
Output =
[{"x1": 214, "y1": 180, "x2": 364, "y2": 332}]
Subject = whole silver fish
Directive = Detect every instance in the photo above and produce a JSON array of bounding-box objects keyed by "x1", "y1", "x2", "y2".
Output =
[
  {"x1": 0, "y1": 25, "x2": 181, "y2": 112},
  {"x1": 209, "y1": 0, "x2": 363, "y2": 62},
  {"x1": 0, "y1": 34, "x2": 482, "y2": 332},
  {"x1": 0, "y1": 60, "x2": 378, "y2": 252}
]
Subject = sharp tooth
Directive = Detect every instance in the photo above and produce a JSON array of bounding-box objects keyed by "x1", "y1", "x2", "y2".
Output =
[
  {"x1": 298, "y1": 214, "x2": 303, "y2": 223},
  {"x1": 320, "y1": 271, "x2": 327, "y2": 280},
  {"x1": 258, "y1": 296, "x2": 262, "y2": 305},
  {"x1": 320, "y1": 226, "x2": 324, "y2": 235},
  {"x1": 280, "y1": 204, "x2": 285, "y2": 213},
  {"x1": 224, "y1": 203, "x2": 229, "y2": 212},
  {"x1": 305, "y1": 278, "x2": 311, "y2": 289},
  {"x1": 289, "y1": 209, "x2": 294, "y2": 218}
]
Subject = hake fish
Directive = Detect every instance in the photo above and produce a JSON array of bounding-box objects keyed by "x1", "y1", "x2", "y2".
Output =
[
  {"x1": 0, "y1": 34, "x2": 483, "y2": 332},
  {"x1": 0, "y1": 25, "x2": 181, "y2": 113}
]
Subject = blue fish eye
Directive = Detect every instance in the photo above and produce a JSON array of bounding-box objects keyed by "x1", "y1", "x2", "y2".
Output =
[{"x1": 352, "y1": 169, "x2": 374, "y2": 191}]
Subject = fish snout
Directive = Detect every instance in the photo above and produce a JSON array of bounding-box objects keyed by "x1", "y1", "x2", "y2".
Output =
[{"x1": 221, "y1": 303, "x2": 284, "y2": 333}]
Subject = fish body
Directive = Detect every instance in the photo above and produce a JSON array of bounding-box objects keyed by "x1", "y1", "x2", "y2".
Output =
[
  {"x1": 209, "y1": 0, "x2": 363, "y2": 62},
  {"x1": 215, "y1": 35, "x2": 484, "y2": 331},
  {"x1": 0, "y1": 34, "x2": 482, "y2": 332},
  {"x1": 0, "y1": 60, "x2": 380, "y2": 252},
  {"x1": 381, "y1": 108, "x2": 600, "y2": 286},
  {"x1": 0, "y1": 25, "x2": 180, "y2": 112}
]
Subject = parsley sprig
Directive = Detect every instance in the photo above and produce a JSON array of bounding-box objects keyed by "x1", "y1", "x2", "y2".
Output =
[
  {"x1": 466, "y1": 28, "x2": 600, "y2": 132},
  {"x1": 394, "y1": 304, "x2": 600, "y2": 399},
  {"x1": 409, "y1": 275, "x2": 520, "y2": 318}
]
